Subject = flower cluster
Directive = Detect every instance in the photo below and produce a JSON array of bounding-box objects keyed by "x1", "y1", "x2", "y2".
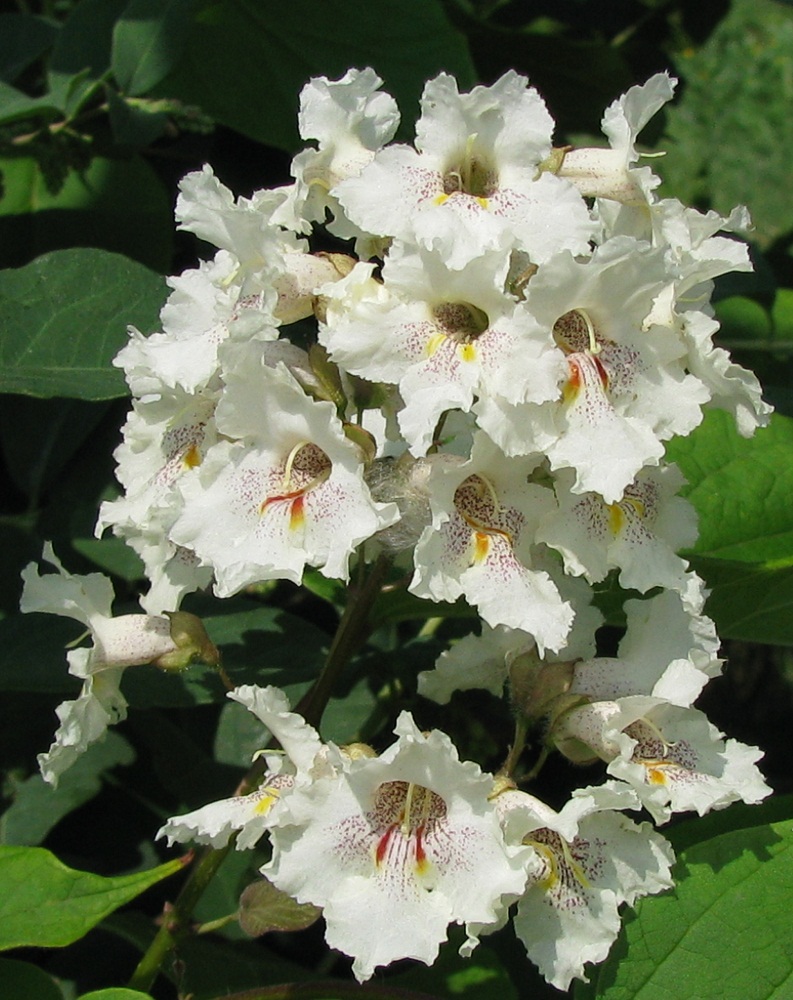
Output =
[{"x1": 22, "y1": 68, "x2": 772, "y2": 988}]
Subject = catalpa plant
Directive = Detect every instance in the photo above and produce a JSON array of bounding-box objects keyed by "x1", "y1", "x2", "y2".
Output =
[{"x1": 20, "y1": 69, "x2": 772, "y2": 993}]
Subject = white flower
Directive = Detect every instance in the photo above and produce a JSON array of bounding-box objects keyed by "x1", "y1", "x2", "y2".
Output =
[
  {"x1": 553, "y1": 697, "x2": 771, "y2": 823},
  {"x1": 158, "y1": 685, "x2": 324, "y2": 850},
  {"x1": 418, "y1": 570, "x2": 600, "y2": 705},
  {"x1": 265, "y1": 712, "x2": 528, "y2": 981},
  {"x1": 272, "y1": 68, "x2": 400, "y2": 238},
  {"x1": 336, "y1": 71, "x2": 594, "y2": 268},
  {"x1": 20, "y1": 544, "x2": 178, "y2": 785},
  {"x1": 320, "y1": 242, "x2": 562, "y2": 456},
  {"x1": 96, "y1": 384, "x2": 219, "y2": 543},
  {"x1": 169, "y1": 357, "x2": 398, "y2": 595},
  {"x1": 558, "y1": 72, "x2": 676, "y2": 205},
  {"x1": 409, "y1": 434, "x2": 573, "y2": 653},
  {"x1": 569, "y1": 581, "x2": 722, "y2": 709},
  {"x1": 483, "y1": 782, "x2": 674, "y2": 990},
  {"x1": 475, "y1": 237, "x2": 710, "y2": 502},
  {"x1": 537, "y1": 464, "x2": 698, "y2": 594}
]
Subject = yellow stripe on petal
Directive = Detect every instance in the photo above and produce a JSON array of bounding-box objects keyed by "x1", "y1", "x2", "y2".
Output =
[
  {"x1": 425, "y1": 332, "x2": 447, "y2": 358},
  {"x1": 182, "y1": 443, "x2": 202, "y2": 469}
]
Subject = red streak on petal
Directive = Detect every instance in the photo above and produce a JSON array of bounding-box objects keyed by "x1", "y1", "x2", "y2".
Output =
[
  {"x1": 375, "y1": 825, "x2": 396, "y2": 868},
  {"x1": 414, "y1": 825, "x2": 428, "y2": 872},
  {"x1": 259, "y1": 487, "x2": 306, "y2": 516}
]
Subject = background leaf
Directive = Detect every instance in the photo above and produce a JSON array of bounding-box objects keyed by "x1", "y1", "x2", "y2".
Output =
[
  {"x1": 0, "y1": 155, "x2": 173, "y2": 272},
  {"x1": 0, "y1": 732, "x2": 135, "y2": 846},
  {"x1": 665, "y1": 409, "x2": 793, "y2": 642},
  {"x1": 112, "y1": 0, "x2": 194, "y2": 97},
  {"x1": 0, "y1": 248, "x2": 166, "y2": 399},
  {"x1": 0, "y1": 846, "x2": 184, "y2": 950},
  {"x1": 0, "y1": 958, "x2": 64, "y2": 1000},
  {"x1": 158, "y1": 0, "x2": 476, "y2": 150}
]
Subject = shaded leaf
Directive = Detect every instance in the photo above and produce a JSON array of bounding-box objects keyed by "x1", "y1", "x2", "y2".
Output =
[
  {"x1": 158, "y1": 0, "x2": 475, "y2": 150},
  {"x1": 0, "y1": 155, "x2": 173, "y2": 272},
  {"x1": 0, "y1": 14, "x2": 58, "y2": 84},
  {"x1": 112, "y1": 0, "x2": 194, "y2": 96},
  {"x1": 78, "y1": 991, "x2": 154, "y2": 999},
  {"x1": 0, "y1": 958, "x2": 64, "y2": 1000},
  {"x1": 48, "y1": 0, "x2": 127, "y2": 111},
  {"x1": 0, "y1": 248, "x2": 166, "y2": 399},
  {"x1": 0, "y1": 846, "x2": 185, "y2": 950},
  {"x1": 0, "y1": 732, "x2": 135, "y2": 846}
]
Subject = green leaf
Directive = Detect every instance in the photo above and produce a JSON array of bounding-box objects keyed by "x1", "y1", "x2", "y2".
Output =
[
  {"x1": 0, "y1": 732, "x2": 135, "y2": 846},
  {"x1": 0, "y1": 846, "x2": 185, "y2": 950},
  {"x1": 577, "y1": 817, "x2": 793, "y2": 1000},
  {"x1": 112, "y1": 0, "x2": 193, "y2": 96},
  {"x1": 48, "y1": 0, "x2": 128, "y2": 111},
  {"x1": 683, "y1": 557, "x2": 793, "y2": 645},
  {"x1": 158, "y1": 0, "x2": 475, "y2": 150},
  {"x1": 77, "y1": 991, "x2": 154, "y2": 1000},
  {"x1": 0, "y1": 397, "x2": 110, "y2": 504},
  {"x1": 667, "y1": 794, "x2": 793, "y2": 853},
  {"x1": 0, "y1": 154, "x2": 173, "y2": 272},
  {"x1": 71, "y1": 535, "x2": 146, "y2": 582},
  {"x1": 666, "y1": 409, "x2": 793, "y2": 565},
  {"x1": 0, "y1": 14, "x2": 59, "y2": 84},
  {"x1": 0, "y1": 81, "x2": 61, "y2": 125},
  {"x1": 657, "y1": 0, "x2": 793, "y2": 248},
  {"x1": 106, "y1": 89, "x2": 169, "y2": 148},
  {"x1": 0, "y1": 248, "x2": 166, "y2": 399},
  {"x1": 0, "y1": 958, "x2": 64, "y2": 1000}
]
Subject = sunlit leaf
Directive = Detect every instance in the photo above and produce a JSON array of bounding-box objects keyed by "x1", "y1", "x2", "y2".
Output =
[
  {"x1": 576, "y1": 815, "x2": 793, "y2": 1000},
  {"x1": 0, "y1": 846, "x2": 185, "y2": 950}
]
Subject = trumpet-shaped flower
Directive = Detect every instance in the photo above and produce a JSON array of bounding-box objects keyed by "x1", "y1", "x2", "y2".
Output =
[
  {"x1": 336, "y1": 71, "x2": 594, "y2": 268},
  {"x1": 409, "y1": 434, "x2": 573, "y2": 653},
  {"x1": 475, "y1": 237, "x2": 710, "y2": 501},
  {"x1": 158, "y1": 685, "x2": 324, "y2": 850},
  {"x1": 552, "y1": 697, "x2": 770, "y2": 823},
  {"x1": 558, "y1": 73, "x2": 676, "y2": 206},
  {"x1": 265, "y1": 712, "x2": 529, "y2": 981},
  {"x1": 20, "y1": 545, "x2": 180, "y2": 785},
  {"x1": 569, "y1": 580, "x2": 722, "y2": 709},
  {"x1": 169, "y1": 357, "x2": 398, "y2": 595},
  {"x1": 537, "y1": 464, "x2": 697, "y2": 593},
  {"x1": 273, "y1": 68, "x2": 400, "y2": 238},
  {"x1": 487, "y1": 783, "x2": 674, "y2": 990},
  {"x1": 320, "y1": 241, "x2": 563, "y2": 455}
]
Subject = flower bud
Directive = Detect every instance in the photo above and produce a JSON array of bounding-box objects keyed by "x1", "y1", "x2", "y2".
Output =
[{"x1": 154, "y1": 610, "x2": 220, "y2": 672}]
